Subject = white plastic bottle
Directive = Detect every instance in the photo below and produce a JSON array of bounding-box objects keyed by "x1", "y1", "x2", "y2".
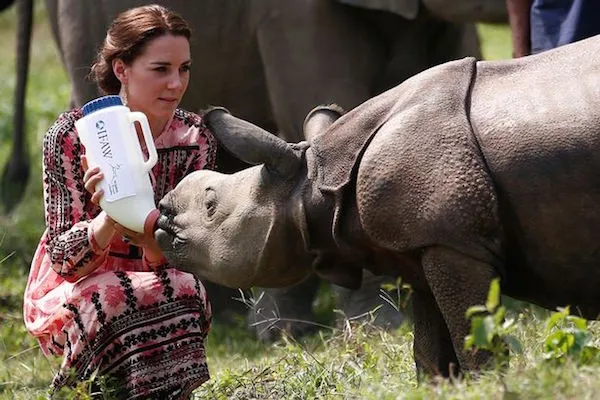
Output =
[{"x1": 75, "y1": 95, "x2": 159, "y2": 234}]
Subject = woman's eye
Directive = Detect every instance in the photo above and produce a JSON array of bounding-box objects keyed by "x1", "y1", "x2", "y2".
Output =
[
  {"x1": 154, "y1": 66, "x2": 168, "y2": 73},
  {"x1": 181, "y1": 65, "x2": 191, "y2": 72}
]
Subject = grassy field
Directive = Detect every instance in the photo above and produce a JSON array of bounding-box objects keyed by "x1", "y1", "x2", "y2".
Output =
[{"x1": 2, "y1": 3, "x2": 600, "y2": 399}]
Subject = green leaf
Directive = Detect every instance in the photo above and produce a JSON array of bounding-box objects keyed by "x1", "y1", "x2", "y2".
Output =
[
  {"x1": 472, "y1": 318, "x2": 489, "y2": 348},
  {"x1": 465, "y1": 334, "x2": 475, "y2": 350},
  {"x1": 544, "y1": 331, "x2": 566, "y2": 352},
  {"x1": 466, "y1": 305, "x2": 488, "y2": 319},
  {"x1": 566, "y1": 333, "x2": 575, "y2": 349},
  {"x1": 486, "y1": 278, "x2": 501, "y2": 312},
  {"x1": 493, "y1": 306, "x2": 506, "y2": 325},
  {"x1": 483, "y1": 315, "x2": 496, "y2": 343},
  {"x1": 569, "y1": 315, "x2": 588, "y2": 331},
  {"x1": 380, "y1": 283, "x2": 396, "y2": 292},
  {"x1": 546, "y1": 307, "x2": 569, "y2": 331}
]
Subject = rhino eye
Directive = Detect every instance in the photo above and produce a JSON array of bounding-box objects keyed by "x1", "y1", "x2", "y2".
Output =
[{"x1": 204, "y1": 188, "x2": 217, "y2": 218}]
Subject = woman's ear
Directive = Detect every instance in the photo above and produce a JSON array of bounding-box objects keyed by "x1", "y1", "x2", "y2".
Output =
[{"x1": 112, "y1": 59, "x2": 128, "y2": 84}]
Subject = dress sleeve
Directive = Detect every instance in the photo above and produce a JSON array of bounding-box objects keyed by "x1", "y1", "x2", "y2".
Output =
[
  {"x1": 190, "y1": 119, "x2": 217, "y2": 173},
  {"x1": 42, "y1": 111, "x2": 109, "y2": 282}
]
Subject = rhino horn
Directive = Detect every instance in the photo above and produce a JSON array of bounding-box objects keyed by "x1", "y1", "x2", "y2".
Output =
[{"x1": 204, "y1": 107, "x2": 302, "y2": 178}]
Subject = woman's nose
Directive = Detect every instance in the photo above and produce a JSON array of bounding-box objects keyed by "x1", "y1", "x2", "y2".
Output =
[{"x1": 167, "y1": 73, "x2": 183, "y2": 90}]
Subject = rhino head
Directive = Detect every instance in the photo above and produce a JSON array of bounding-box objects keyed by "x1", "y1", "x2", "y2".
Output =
[{"x1": 155, "y1": 107, "x2": 342, "y2": 289}]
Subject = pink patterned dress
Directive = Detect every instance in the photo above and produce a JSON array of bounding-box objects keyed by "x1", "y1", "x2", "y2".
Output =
[{"x1": 24, "y1": 108, "x2": 216, "y2": 399}]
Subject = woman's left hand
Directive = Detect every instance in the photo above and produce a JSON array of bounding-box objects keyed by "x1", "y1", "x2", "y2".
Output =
[{"x1": 114, "y1": 224, "x2": 164, "y2": 263}]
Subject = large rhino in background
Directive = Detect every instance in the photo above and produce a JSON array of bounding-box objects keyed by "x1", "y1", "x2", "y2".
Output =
[{"x1": 155, "y1": 36, "x2": 600, "y2": 376}]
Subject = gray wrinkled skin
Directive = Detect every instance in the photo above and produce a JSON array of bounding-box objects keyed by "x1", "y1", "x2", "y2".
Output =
[{"x1": 157, "y1": 36, "x2": 600, "y2": 377}]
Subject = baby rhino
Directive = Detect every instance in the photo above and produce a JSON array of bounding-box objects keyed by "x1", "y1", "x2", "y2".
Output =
[{"x1": 155, "y1": 35, "x2": 600, "y2": 377}]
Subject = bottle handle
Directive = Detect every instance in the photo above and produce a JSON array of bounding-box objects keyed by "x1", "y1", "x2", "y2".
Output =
[{"x1": 128, "y1": 111, "x2": 158, "y2": 172}]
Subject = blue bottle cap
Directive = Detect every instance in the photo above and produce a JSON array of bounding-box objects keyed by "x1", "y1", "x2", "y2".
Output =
[{"x1": 81, "y1": 95, "x2": 124, "y2": 116}]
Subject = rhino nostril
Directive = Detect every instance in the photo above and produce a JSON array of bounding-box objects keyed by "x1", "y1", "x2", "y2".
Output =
[
  {"x1": 158, "y1": 202, "x2": 175, "y2": 218},
  {"x1": 157, "y1": 203, "x2": 178, "y2": 231}
]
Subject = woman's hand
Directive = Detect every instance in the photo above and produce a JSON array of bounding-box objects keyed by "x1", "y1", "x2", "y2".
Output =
[
  {"x1": 82, "y1": 155, "x2": 117, "y2": 248},
  {"x1": 82, "y1": 154, "x2": 164, "y2": 263},
  {"x1": 114, "y1": 224, "x2": 165, "y2": 264},
  {"x1": 81, "y1": 154, "x2": 105, "y2": 205}
]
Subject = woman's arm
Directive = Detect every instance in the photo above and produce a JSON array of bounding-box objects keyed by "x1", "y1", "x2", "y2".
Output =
[
  {"x1": 42, "y1": 112, "x2": 116, "y2": 282},
  {"x1": 507, "y1": 0, "x2": 534, "y2": 57}
]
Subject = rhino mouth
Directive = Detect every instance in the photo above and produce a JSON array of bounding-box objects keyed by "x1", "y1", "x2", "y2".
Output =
[{"x1": 155, "y1": 214, "x2": 182, "y2": 251}]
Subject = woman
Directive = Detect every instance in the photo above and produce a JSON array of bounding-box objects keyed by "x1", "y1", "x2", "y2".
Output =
[{"x1": 24, "y1": 5, "x2": 214, "y2": 399}]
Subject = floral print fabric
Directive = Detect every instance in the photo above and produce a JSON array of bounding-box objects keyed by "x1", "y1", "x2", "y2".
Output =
[{"x1": 24, "y1": 108, "x2": 216, "y2": 399}]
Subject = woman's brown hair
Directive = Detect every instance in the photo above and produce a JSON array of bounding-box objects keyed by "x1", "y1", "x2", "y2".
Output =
[{"x1": 90, "y1": 5, "x2": 191, "y2": 95}]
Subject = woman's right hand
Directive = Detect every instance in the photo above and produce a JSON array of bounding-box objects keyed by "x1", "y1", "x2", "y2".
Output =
[{"x1": 81, "y1": 154, "x2": 105, "y2": 205}]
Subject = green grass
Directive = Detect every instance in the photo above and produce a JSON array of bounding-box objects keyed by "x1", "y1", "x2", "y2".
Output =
[{"x1": 3, "y1": 4, "x2": 596, "y2": 399}]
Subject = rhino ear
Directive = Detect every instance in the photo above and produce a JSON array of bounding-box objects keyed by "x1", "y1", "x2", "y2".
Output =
[
  {"x1": 303, "y1": 105, "x2": 345, "y2": 141},
  {"x1": 203, "y1": 107, "x2": 302, "y2": 178}
]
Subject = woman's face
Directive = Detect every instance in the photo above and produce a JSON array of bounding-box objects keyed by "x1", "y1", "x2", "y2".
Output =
[{"x1": 114, "y1": 34, "x2": 191, "y2": 126}]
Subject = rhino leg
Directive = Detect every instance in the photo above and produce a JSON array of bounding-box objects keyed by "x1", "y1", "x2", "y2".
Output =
[
  {"x1": 256, "y1": 0, "x2": 384, "y2": 142},
  {"x1": 333, "y1": 270, "x2": 404, "y2": 328},
  {"x1": 55, "y1": 0, "x2": 107, "y2": 106},
  {"x1": 420, "y1": 246, "x2": 498, "y2": 374},
  {"x1": 248, "y1": 275, "x2": 320, "y2": 341},
  {"x1": 412, "y1": 289, "x2": 458, "y2": 378}
]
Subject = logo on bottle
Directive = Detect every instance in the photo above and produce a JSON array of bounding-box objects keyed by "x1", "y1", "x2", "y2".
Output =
[
  {"x1": 94, "y1": 119, "x2": 121, "y2": 196},
  {"x1": 95, "y1": 120, "x2": 113, "y2": 158}
]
